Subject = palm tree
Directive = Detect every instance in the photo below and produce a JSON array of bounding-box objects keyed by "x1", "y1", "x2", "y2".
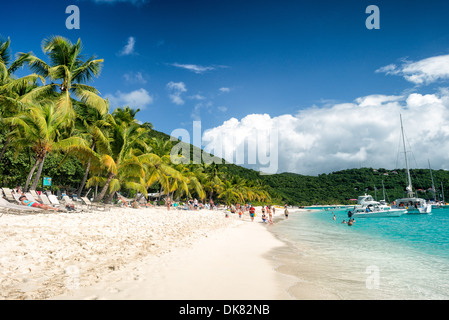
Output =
[
  {"x1": 218, "y1": 179, "x2": 243, "y2": 205},
  {"x1": 143, "y1": 137, "x2": 183, "y2": 203},
  {"x1": 201, "y1": 163, "x2": 225, "y2": 203},
  {"x1": 3, "y1": 102, "x2": 93, "y2": 191},
  {"x1": 87, "y1": 113, "x2": 156, "y2": 202},
  {"x1": 19, "y1": 36, "x2": 107, "y2": 120},
  {"x1": 0, "y1": 36, "x2": 45, "y2": 162},
  {"x1": 69, "y1": 101, "x2": 114, "y2": 197},
  {"x1": 182, "y1": 165, "x2": 206, "y2": 201}
]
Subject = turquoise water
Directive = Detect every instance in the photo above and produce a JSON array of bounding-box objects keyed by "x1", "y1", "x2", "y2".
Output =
[{"x1": 270, "y1": 208, "x2": 449, "y2": 299}]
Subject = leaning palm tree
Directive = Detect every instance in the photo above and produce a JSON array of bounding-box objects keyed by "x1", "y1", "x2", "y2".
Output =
[
  {"x1": 182, "y1": 165, "x2": 206, "y2": 201},
  {"x1": 18, "y1": 36, "x2": 107, "y2": 120},
  {"x1": 87, "y1": 119, "x2": 155, "y2": 202},
  {"x1": 71, "y1": 101, "x2": 113, "y2": 197},
  {"x1": 218, "y1": 179, "x2": 244, "y2": 206},
  {"x1": 201, "y1": 162, "x2": 225, "y2": 203},
  {"x1": 3, "y1": 102, "x2": 94, "y2": 191}
]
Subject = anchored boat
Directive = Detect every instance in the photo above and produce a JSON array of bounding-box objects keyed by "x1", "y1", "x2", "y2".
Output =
[{"x1": 391, "y1": 115, "x2": 432, "y2": 214}]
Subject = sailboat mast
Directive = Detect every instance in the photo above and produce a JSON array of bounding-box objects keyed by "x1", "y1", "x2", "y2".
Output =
[{"x1": 400, "y1": 114, "x2": 413, "y2": 197}]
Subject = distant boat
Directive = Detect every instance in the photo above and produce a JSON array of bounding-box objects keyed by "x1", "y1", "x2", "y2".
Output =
[
  {"x1": 347, "y1": 194, "x2": 407, "y2": 218},
  {"x1": 432, "y1": 182, "x2": 449, "y2": 209},
  {"x1": 350, "y1": 205, "x2": 407, "y2": 218},
  {"x1": 391, "y1": 115, "x2": 432, "y2": 214}
]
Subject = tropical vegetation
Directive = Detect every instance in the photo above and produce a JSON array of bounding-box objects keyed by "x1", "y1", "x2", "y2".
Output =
[
  {"x1": 0, "y1": 35, "x2": 273, "y2": 205},
  {"x1": 2, "y1": 35, "x2": 449, "y2": 207}
]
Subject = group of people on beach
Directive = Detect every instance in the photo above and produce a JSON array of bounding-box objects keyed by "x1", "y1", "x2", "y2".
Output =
[
  {"x1": 7, "y1": 186, "x2": 61, "y2": 212},
  {"x1": 165, "y1": 197, "x2": 218, "y2": 211},
  {"x1": 225, "y1": 203, "x2": 290, "y2": 223}
]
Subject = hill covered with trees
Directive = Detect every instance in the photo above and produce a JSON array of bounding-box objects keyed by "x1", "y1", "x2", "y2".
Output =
[
  {"x1": 2, "y1": 35, "x2": 448, "y2": 207},
  {"x1": 259, "y1": 167, "x2": 449, "y2": 206}
]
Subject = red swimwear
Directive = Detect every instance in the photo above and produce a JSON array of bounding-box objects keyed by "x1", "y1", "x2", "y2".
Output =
[{"x1": 23, "y1": 199, "x2": 41, "y2": 208}]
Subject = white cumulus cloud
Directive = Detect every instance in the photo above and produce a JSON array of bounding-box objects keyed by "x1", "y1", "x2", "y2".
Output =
[
  {"x1": 202, "y1": 91, "x2": 449, "y2": 175},
  {"x1": 118, "y1": 36, "x2": 136, "y2": 56},
  {"x1": 167, "y1": 81, "x2": 187, "y2": 105},
  {"x1": 377, "y1": 54, "x2": 449, "y2": 85},
  {"x1": 105, "y1": 88, "x2": 153, "y2": 110}
]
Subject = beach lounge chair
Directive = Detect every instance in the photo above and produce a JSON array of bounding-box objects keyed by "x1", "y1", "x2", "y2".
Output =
[
  {"x1": 2, "y1": 187, "x2": 15, "y2": 202},
  {"x1": 40, "y1": 194, "x2": 53, "y2": 206},
  {"x1": 25, "y1": 192, "x2": 42, "y2": 204},
  {"x1": 0, "y1": 196, "x2": 40, "y2": 214},
  {"x1": 71, "y1": 194, "x2": 81, "y2": 202},
  {"x1": 80, "y1": 196, "x2": 109, "y2": 211},
  {"x1": 48, "y1": 194, "x2": 62, "y2": 207},
  {"x1": 62, "y1": 195, "x2": 86, "y2": 212},
  {"x1": 12, "y1": 193, "x2": 23, "y2": 204},
  {"x1": 117, "y1": 193, "x2": 134, "y2": 207},
  {"x1": 30, "y1": 190, "x2": 41, "y2": 201}
]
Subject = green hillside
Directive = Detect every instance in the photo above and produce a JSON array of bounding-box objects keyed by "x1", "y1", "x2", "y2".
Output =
[
  {"x1": 2, "y1": 126, "x2": 448, "y2": 206},
  {"x1": 259, "y1": 167, "x2": 449, "y2": 205}
]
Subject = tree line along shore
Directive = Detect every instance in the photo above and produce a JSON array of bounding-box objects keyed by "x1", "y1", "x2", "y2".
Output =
[{"x1": 2, "y1": 35, "x2": 448, "y2": 207}]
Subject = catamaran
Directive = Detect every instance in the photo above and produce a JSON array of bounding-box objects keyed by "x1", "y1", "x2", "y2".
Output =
[
  {"x1": 347, "y1": 194, "x2": 407, "y2": 218},
  {"x1": 391, "y1": 115, "x2": 432, "y2": 214}
]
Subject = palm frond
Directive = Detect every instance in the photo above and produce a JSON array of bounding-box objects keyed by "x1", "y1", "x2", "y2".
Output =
[
  {"x1": 17, "y1": 52, "x2": 50, "y2": 77},
  {"x1": 100, "y1": 154, "x2": 118, "y2": 175},
  {"x1": 8, "y1": 52, "x2": 34, "y2": 74},
  {"x1": 72, "y1": 84, "x2": 107, "y2": 115},
  {"x1": 86, "y1": 176, "x2": 107, "y2": 188},
  {"x1": 0, "y1": 74, "x2": 45, "y2": 93},
  {"x1": 72, "y1": 57, "x2": 104, "y2": 83},
  {"x1": 108, "y1": 178, "x2": 121, "y2": 194},
  {"x1": 19, "y1": 83, "x2": 57, "y2": 104},
  {"x1": 55, "y1": 89, "x2": 75, "y2": 119},
  {"x1": 0, "y1": 37, "x2": 11, "y2": 67}
]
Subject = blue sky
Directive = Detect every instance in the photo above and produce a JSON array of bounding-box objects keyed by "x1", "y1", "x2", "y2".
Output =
[{"x1": 3, "y1": 0, "x2": 449, "y2": 174}]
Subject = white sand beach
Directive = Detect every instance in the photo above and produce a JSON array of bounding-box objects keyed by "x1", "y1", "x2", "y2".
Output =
[{"x1": 0, "y1": 206, "x2": 294, "y2": 300}]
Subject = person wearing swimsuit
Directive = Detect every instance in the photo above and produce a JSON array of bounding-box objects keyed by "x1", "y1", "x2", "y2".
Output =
[{"x1": 19, "y1": 195, "x2": 59, "y2": 211}]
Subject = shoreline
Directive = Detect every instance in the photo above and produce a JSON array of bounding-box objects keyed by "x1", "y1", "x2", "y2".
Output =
[
  {"x1": 54, "y1": 214, "x2": 296, "y2": 300},
  {"x1": 0, "y1": 206, "x2": 297, "y2": 300},
  {"x1": 267, "y1": 209, "x2": 342, "y2": 300}
]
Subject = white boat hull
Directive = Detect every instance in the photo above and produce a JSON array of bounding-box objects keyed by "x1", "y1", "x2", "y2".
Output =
[
  {"x1": 352, "y1": 209, "x2": 407, "y2": 218},
  {"x1": 405, "y1": 204, "x2": 432, "y2": 214}
]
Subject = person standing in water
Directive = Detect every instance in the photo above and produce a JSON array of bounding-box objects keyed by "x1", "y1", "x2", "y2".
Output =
[{"x1": 250, "y1": 205, "x2": 255, "y2": 222}]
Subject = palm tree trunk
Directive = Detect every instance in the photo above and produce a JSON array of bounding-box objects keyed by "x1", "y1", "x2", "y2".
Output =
[
  {"x1": 77, "y1": 158, "x2": 91, "y2": 198},
  {"x1": 30, "y1": 155, "x2": 46, "y2": 191},
  {"x1": 157, "y1": 185, "x2": 162, "y2": 205},
  {"x1": 105, "y1": 190, "x2": 116, "y2": 204},
  {"x1": 24, "y1": 158, "x2": 40, "y2": 192},
  {"x1": 94, "y1": 172, "x2": 114, "y2": 202},
  {"x1": 77, "y1": 142, "x2": 95, "y2": 198}
]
